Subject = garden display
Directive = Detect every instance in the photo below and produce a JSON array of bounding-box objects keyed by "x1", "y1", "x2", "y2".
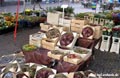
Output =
[
  {"x1": 0, "y1": 13, "x2": 15, "y2": 34},
  {"x1": 110, "y1": 26, "x2": 120, "y2": 54},
  {"x1": 18, "y1": 9, "x2": 47, "y2": 28},
  {"x1": 74, "y1": 10, "x2": 120, "y2": 26},
  {"x1": 0, "y1": 8, "x2": 108, "y2": 78},
  {"x1": 47, "y1": 6, "x2": 74, "y2": 17},
  {"x1": 0, "y1": 10, "x2": 47, "y2": 35},
  {"x1": 18, "y1": 15, "x2": 46, "y2": 28},
  {"x1": 100, "y1": 22, "x2": 113, "y2": 51}
]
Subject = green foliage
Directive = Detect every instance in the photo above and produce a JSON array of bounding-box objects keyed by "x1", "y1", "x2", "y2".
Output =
[
  {"x1": 64, "y1": 7, "x2": 74, "y2": 14},
  {"x1": 104, "y1": 21, "x2": 114, "y2": 29},
  {"x1": 46, "y1": 7, "x2": 54, "y2": 12},
  {"x1": 105, "y1": 13, "x2": 113, "y2": 20},
  {"x1": 75, "y1": 13, "x2": 88, "y2": 19},
  {"x1": 94, "y1": 13, "x2": 106, "y2": 18},
  {"x1": 2, "y1": 13, "x2": 12, "y2": 16},
  {"x1": 22, "y1": 44, "x2": 37, "y2": 52},
  {"x1": 52, "y1": 6, "x2": 74, "y2": 15},
  {"x1": 54, "y1": 6, "x2": 63, "y2": 12}
]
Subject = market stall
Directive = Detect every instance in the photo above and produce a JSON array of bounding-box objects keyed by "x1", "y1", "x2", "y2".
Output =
[{"x1": 0, "y1": 5, "x2": 120, "y2": 77}]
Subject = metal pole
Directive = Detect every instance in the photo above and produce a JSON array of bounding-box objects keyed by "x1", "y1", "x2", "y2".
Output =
[
  {"x1": 62, "y1": 8, "x2": 64, "y2": 25},
  {"x1": 23, "y1": 0, "x2": 26, "y2": 14}
]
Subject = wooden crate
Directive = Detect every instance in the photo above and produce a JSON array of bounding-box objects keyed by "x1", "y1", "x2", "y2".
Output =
[
  {"x1": 71, "y1": 19, "x2": 89, "y2": 25},
  {"x1": 47, "y1": 12, "x2": 60, "y2": 25},
  {"x1": 63, "y1": 55, "x2": 83, "y2": 65},
  {"x1": 84, "y1": 16, "x2": 89, "y2": 20},
  {"x1": 93, "y1": 26, "x2": 102, "y2": 39},
  {"x1": 89, "y1": 17, "x2": 94, "y2": 24},
  {"x1": 29, "y1": 33, "x2": 45, "y2": 47},
  {"x1": 70, "y1": 26, "x2": 81, "y2": 33},
  {"x1": 59, "y1": 18, "x2": 71, "y2": 27},
  {"x1": 99, "y1": 18, "x2": 105, "y2": 26},
  {"x1": 40, "y1": 23, "x2": 51, "y2": 32},
  {"x1": 41, "y1": 38, "x2": 59, "y2": 50},
  {"x1": 94, "y1": 18, "x2": 99, "y2": 25}
]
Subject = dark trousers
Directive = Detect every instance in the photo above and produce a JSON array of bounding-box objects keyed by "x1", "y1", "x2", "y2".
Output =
[
  {"x1": 109, "y1": 3, "x2": 114, "y2": 10},
  {"x1": 0, "y1": 0, "x2": 3, "y2": 6},
  {"x1": 33, "y1": 1, "x2": 42, "y2": 10}
]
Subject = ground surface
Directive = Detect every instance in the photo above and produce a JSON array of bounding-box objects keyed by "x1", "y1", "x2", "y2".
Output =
[{"x1": 0, "y1": 2, "x2": 120, "y2": 78}]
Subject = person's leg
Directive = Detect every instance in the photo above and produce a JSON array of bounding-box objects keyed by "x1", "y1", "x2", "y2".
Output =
[
  {"x1": 33, "y1": 1, "x2": 36, "y2": 10},
  {"x1": 0, "y1": 0, "x2": 3, "y2": 6},
  {"x1": 111, "y1": 3, "x2": 114, "y2": 10},
  {"x1": 38, "y1": 2, "x2": 47, "y2": 11},
  {"x1": 38, "y1": 2, "x2": 42, "y2": 9}
]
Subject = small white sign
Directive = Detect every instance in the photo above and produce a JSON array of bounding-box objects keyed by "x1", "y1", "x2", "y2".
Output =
[{"x1": 61, "y1": 4, "x2": 68, "y2": 8}]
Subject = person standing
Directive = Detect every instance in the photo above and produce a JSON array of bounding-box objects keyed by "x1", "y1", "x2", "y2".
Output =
[
  {"x1": 108, "y1": 0, "x2": 114, "y2": 10},
  {"x1": 0, "y1": 0, "x2": 4, "y2": 6},
  {"x1": 83, "y1": 0, "x2": 88, "y2": 8},
  {"x1": 33, "y1": 0, "x2": 42, "y2": 10}
]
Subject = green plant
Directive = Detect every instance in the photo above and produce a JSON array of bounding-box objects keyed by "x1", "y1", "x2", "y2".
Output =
[
  {"x1": 94, "y1": 13, "x2": 106, "y2": 18},
  {"x1": 65, "y1": 7, "x2": 74, "y2": 14},
  {"x1": 2, "y1": 13, "x2": 12, "y2": 16},
  {"x1": 46, "y1": 7, "x2": 54, "y2": 12},
  {"x1": 75, "y1": 13, "x2": 88, "y2": 19},
  {"x1": 52, "y1": 6, "x2": 74, "y2": 16},
  {"x1": 22, "y1": 44, "x2": 37, "y2": 52},
  {"x1": 105, "y1": 13, "x2": 113, "y2": 20}
]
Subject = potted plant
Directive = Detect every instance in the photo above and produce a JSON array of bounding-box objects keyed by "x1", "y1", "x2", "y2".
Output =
[
  {"x1": 112, "y1": 27, "x2": 120, "y2": 38},
  {"x1": 102, "y1": 27, "x2": 111, "y2": 36},
  {"x1": 24, "y1": 9, "x2": 33, "y2": 15},
  {"x1": 75, "y1": 13, "x2": 88, "y2": 20},
  {"x1": 22, "y1": 44, "x2": 37, "y2": 52}
]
